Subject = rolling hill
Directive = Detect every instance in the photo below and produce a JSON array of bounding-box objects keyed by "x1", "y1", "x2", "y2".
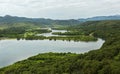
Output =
[
  {"x1": 0, "y1": 20, "x2": 120, "y2": 74},
  {"x1": 79, "y1": 15, "x2": 120, "y2": 22}
]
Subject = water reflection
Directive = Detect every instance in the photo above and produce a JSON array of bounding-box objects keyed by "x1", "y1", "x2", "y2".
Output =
[{"x1": 0, "y1": 39, "x2": 104, "y2": 68}]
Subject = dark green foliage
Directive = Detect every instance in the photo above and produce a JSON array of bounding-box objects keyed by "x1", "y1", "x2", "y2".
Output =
[
  {"x1": 0, "y1": 15, "x2": 81, "y2": 29},
  {"x1": 0, "y1": 20, "x2": 120, "y2": 74},
  {"x1": 52, "y1": 31, "x2": 85, "y2": 35}
]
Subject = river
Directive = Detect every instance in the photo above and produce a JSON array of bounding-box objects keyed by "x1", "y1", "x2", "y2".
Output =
[{"x1": 0, "y1": 29, "x2": 105, "y2": 68}]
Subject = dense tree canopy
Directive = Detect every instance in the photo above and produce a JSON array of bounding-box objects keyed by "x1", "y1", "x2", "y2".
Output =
[{"x1": 0, "y1": 20, "x2": 120, "y2": 74}]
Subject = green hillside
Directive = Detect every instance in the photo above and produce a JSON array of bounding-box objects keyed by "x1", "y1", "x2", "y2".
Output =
[{"x1": 0, "y1": 20, "x2": 120, "y2": 74}]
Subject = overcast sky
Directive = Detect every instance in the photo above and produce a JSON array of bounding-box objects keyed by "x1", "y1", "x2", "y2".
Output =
[{"x1": 0, "y1": 0, "x2": 120, "y2": 19}]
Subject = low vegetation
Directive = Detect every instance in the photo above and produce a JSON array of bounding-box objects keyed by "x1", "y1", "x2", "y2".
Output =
[{"x1": 0, "y1": 20, "x2": 120, "y2": 74}]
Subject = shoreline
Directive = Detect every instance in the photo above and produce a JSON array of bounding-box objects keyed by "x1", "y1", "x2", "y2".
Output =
[{"x1": 0, "y1": 38, "x2": 17, "y2": 40}]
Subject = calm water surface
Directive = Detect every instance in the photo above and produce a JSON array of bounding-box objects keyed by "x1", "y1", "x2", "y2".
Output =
[
  {"x1": 37, "y1": 29, "x2": 67, "y2": 37},
  {"x1": 0, "y1": 29, "x2": 105, "y2": 68},
  {"x1": 0, "y1": 39, "x2": 104, "y2": 68}
]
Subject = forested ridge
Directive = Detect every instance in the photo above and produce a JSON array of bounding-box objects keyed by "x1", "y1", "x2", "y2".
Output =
[{"x1": 0, "y1": 20, "x2": 120, "y2": 74}]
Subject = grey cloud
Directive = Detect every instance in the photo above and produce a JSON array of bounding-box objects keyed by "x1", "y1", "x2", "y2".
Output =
[{"x1": 0, "y1": 0, "x2": 119, "y2": 19}]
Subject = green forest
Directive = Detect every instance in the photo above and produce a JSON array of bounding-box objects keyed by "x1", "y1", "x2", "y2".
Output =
[{"x1": 0, "y1": 20, "x2": 120, "y2": 74}]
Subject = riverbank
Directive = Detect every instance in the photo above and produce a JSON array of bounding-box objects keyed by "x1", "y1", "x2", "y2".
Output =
[
  {"x1": 0, "y1": 35, "x2": 98, "y2": 42},
  {"x1": 0, "y1": 37, "x2": 17, "y2": 40},
  {"x1": 0, "y1": 38, "x2": 104, "y2": 68},
  {"x1": 0, "y1": 19, "x2": 120, "y2": 74}
]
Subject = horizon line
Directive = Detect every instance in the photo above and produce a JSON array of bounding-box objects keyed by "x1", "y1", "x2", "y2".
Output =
[{"x1": 0, "y1": 14, "x2": 120, "y2": 20}]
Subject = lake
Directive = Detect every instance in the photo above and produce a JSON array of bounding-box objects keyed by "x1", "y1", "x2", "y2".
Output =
[
  {"x1": 0, "y1": 29, "x2": 105, "y2": 68},
  {"x1": 36, "y1": 29, "x2": 67, "y2": 37},
  {"x1": 0, "y1": 39, "x2": 104, "y2": 68}
]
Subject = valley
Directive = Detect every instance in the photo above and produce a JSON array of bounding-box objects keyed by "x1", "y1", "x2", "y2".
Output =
[{"x1": 0, "y1": 16, "x2": 120, "y2": 74}]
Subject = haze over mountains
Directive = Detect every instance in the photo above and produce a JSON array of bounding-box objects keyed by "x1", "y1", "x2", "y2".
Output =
[
  {"x1": 0, "y1": 15, "x2": 120, "y2": 22},
  {"x1": 0, "y1": 15, "x2": 120, "y2": 27},
  {"x1": 0, "y1": 15, "x2": 80, "y2": 26},
  {"x1": 79, "y1": 15, "x2": 120, "y2": 22}
]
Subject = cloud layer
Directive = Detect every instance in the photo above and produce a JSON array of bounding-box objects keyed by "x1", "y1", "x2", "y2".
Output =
[{"x1": 0, "y1": 0, "x2": 120, "y2": 19}]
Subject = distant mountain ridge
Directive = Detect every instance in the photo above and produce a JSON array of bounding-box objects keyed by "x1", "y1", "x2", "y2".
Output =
[
  {"x1": 78, "y1": 15, "x2": 120, "y2": 22},
  {"x1": 0, "y1": 15, "x2": 120, "y2": 27},
  {"x1": 0, "y1": 15, "x2": 80, "y2": 26},
  {"x1": 0, "y1": 15, "x2": 53, "y2": 23}
]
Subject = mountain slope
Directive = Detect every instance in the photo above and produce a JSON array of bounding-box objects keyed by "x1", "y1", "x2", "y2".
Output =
[
  {"x1": 0, "y1": 15, "x2": 120, "y2": 29},
  {"x1": 79, "y1": 15, "x2": 120, "y2": 22},
  {"x1": 0, "y1": 20, "x2": 120, "y2": 74},
  {"x1": 0, "y1": 15, "x2": 80, "y2": 28}
]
